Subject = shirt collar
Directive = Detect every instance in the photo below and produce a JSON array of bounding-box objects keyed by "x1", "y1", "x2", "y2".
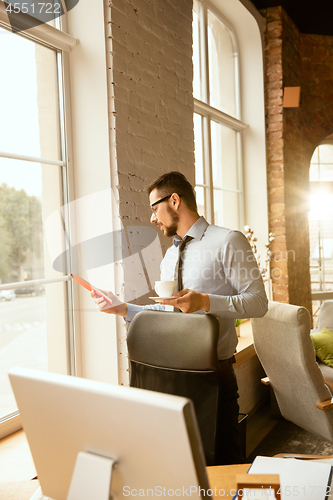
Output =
[{"x1": 173, "y1": 216, "x2": 209, "y2": 247}]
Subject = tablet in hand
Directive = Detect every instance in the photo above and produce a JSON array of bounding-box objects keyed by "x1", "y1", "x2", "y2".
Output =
[{"x1": 71, "y1": 274, "x2": 113, "y2": 306}]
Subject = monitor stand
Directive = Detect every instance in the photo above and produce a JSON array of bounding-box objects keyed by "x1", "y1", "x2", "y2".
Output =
[{"x1": 67, "y1": 451, "x2": 117, "y2": 500}]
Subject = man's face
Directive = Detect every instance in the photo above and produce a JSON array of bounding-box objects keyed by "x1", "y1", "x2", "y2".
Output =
[{"x1": 149, "y1": 190, "x2": 179, "y2": 238}]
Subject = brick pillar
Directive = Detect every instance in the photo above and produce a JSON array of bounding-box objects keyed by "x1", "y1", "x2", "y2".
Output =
[
  {"x1": 282, "y1": 9, "x2": 312, "y2": 311},
  {"x1": 263, "y1": 7, "x2": 312, "y2": 311},
  {"x1": 264, "y1": 7, "x2": 290, "y2": 304}
]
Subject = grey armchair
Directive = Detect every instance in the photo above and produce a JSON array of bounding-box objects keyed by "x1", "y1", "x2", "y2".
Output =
[
  {"x1": 126, "y1": 310, "x2": 222, "y2": 465},
  {"x1": 252, "y1": 301, "x2": 333, "y2": 444}
]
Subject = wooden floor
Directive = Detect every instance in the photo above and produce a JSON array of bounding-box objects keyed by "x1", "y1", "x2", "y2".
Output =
[{"x1": 246, "y1": 404, "x2": 279, "y2": 458}]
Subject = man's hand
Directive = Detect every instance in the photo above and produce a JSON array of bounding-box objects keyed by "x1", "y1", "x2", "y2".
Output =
[
  {"x1": 161, "y1": 289, "x2": 210, "y2": 314},
  {"x1": 91, "y1": 290, "x2": 128, "y2": 317}
]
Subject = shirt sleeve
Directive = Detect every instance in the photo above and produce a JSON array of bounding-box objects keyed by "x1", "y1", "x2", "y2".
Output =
[{"x1": 208, "y1": 230, "x2": 268, "y2": 319}]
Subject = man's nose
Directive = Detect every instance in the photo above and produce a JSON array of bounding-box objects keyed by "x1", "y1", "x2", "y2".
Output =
[{"x1": 150, "y1": 212, "x2": 157, "y2": 223}]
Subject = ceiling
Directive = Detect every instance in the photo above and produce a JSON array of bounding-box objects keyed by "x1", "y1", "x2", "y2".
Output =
[{"x1": 249, "y1": 0, "x2": 333, "y2": 36}]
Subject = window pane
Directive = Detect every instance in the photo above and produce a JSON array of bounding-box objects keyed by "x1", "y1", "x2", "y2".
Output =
[
  {"x1": 193, "y1": 0, "x2": 203, "y2": 101},
  {"x1": 194, "y1": 113, "x2": 204, "y2": 185},
  {"x1": 0, "y1": 281, "x2": 68, "y2": 418},
  {"x1": 214, "y1": 189, "x2": 239, "y2": 229},
  {"x1": 195, "y1": 185, "x2": 205, "y2": 218},
  {"x1": 208, "y1": 10, "x2": 237, "y2": 117},
  {"x1": 0, "y1": 27, "x2": 61, "y2": 160},
  {"x1": 318, "y1": 167, "x2": 333, "y2": 182},
  {"x1": 0, "y1": 29, "x2": 70, "y2": 424},
  {"x1": 310, "y1": 144, "x2": 333, "y2": 182},
  {"x1": 309, "y1": 144, "x2": 333, "y2": 295},
  {"x1": 211, "y1": 121, "x2": 238, "y2": 191},
  {"x1": 309, "y1": 219, "x2": 333, "y2": 292},
  {"x1": 309, "y1": 192, "x2": 333, "y2": 220},
  {"x1": 318, "y1": 144, "x2": 333, "y2": 182},
  {"x1": 311, "y1": 147, "x2": 319, "y2": 164},
  {"x1": 309, "y1": 219, "x2": 320, "y2": 292},
  {"x1": 318, "y1": 144, "x2": 333, "y2": 164},
  {"x1": 309, "y1": 163, "x2": 319, "y2": 182},
  {"x1": 0, "y1": 158, "x2": 64, "y2": 284}
]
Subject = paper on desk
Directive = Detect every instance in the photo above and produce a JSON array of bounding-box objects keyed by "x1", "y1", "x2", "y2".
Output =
[{"x1": 234, "y1": 455, "x2": 332, "y2": 500}]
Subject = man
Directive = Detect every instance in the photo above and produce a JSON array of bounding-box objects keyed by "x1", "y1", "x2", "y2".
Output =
[{"x1": 92, "y1": 171, "x2": 268, "y2": 464}]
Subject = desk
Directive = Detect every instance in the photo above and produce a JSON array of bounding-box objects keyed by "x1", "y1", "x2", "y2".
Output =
[
  {"x1": 0, "y1": 465, "x2": 250, "y2": 500},
  {"x1": 0, "y1": 429, "x2": 250, "y2": 499},
  {"x1": 0, "y1": 480, "x2": 40, "y2": 500},
  {"x1": 207, "y1": 464, "x2": 250, "y2": 498}
]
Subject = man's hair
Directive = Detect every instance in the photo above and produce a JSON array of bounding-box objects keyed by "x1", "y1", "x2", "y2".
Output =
[{"x1": 147, "y1": 171, "x2": 198, "y2": 212}]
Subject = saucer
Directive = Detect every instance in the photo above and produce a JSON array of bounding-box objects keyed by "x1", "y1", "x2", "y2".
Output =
[{"x1": 149, "y1": 296, "x2": 175, "y2": 302}]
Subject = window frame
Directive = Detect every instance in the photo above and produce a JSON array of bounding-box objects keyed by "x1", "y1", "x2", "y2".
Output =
[
  {"x1": 0, "y1": 0, "x2": 78, "y2": 437},
  {"x1": 193, "y1": 0, "x2": 247, "y2": 228}
]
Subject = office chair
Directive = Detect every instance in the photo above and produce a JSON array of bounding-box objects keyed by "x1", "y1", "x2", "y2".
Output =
[
  {"x1": 252, "y1": 301, "x2": 333, "y2": 444},
  {"x1": 127, "y1": 309, "x2": 221, "y2": 465}
]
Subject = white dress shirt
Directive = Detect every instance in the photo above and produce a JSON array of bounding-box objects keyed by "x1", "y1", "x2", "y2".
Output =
[{"x1": 126, "y1": 217, "x2": 268, "y2": 359}]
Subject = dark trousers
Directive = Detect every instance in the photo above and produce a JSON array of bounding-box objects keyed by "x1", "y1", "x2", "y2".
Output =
[{"x1": 215, "y1": 356, "x2": 245, "y2": 465}]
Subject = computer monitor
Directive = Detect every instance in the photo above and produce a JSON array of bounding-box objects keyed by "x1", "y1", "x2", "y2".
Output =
[{"x1": 9, "y1": 367, "x2": 211, "y2": 500}]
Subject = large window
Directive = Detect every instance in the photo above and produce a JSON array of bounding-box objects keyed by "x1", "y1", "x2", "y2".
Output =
[
  {"x1": 192, "y1": 0, "x2": 246, "y2": 229},
  {"x1": 309, "y1": 144, "x2": 333, "y2": 300},
  {"x1": 0, "y1": 17, "x2": 75, "y2": 433}
]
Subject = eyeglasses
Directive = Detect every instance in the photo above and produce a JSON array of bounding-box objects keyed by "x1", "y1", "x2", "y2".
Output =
[
  {"x1": 150, "y1": 194, "x2": 172, "y2": 214},
  {"x1": 150, "y1": 193, "x2": 182, "y2": 215}
]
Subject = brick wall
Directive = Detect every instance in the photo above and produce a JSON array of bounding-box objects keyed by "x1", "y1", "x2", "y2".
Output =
[
  {"x1": 104, "y1": 0, "x2": 194, "y2": 383},
  {"x1": 262, "y1": 6, "x2": 333, "y2": 312},
  {"x1": 264, "y1": 7, "x2": 288, "y2": 304},
  {"x1": 107, "y1": 0, "x2": 194, "y2": 223},
  {"x1": 105, "y1": 0, "x2": 194, "y2": 305},
  {"x1": 282, "y1": 9, "x2": 311, "y2": 310}
]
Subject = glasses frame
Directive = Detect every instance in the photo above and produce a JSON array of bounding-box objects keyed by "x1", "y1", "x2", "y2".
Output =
[{"x1": 150, "y1": 194, "x2": 172, "y2": 213}]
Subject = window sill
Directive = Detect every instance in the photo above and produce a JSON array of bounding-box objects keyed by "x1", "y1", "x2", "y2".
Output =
[
  {"x1": 0, "y1": 429, "x2": 36, "y2": 482},
  {"x1": 234, "y1": 319, "x2": 255, "y2": 368},
  {"x1": 0, "y1": 413, "x2": 22, "y2": 440}
]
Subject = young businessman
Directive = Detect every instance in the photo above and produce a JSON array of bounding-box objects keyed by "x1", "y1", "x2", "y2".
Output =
[{"x1": 92, "y1": 171, "x2": 268, "y2": 464}]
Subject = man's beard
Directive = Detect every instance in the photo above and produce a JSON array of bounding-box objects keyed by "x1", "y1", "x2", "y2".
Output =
[{"x1": 163, "y1": 206, "x2": 179, "y2": 237}]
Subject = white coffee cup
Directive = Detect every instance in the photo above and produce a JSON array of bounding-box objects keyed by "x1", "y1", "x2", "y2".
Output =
[{"x1": 155, "y1": 280, "x2": 177, "y2": 297}]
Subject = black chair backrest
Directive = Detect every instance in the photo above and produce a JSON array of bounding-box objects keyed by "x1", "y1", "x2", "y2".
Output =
[
  {"x1": 127, "y1": 310, "x2": 221, "y2": 465},
  {"x1": 127, "y1": 310, "x2": 220, "y2": 371}
]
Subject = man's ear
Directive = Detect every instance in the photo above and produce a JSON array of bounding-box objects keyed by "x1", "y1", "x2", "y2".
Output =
[{"x1": 170, "y1": 192, "x2": 181, "y2": 209}]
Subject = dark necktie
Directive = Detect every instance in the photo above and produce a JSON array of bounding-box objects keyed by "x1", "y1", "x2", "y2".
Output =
[{"x1": 174, "y1": 236, "x2": 193, "y2": 293}]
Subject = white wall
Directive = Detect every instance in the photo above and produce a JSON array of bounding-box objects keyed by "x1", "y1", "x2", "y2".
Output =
[{"x1": 66, "y1": 0, "x2": 119, "y2": 384}]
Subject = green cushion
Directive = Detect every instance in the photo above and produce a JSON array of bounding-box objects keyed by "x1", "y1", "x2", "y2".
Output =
[{"x1": 310, "y1": 328, "x2": 333, "y2": 368}]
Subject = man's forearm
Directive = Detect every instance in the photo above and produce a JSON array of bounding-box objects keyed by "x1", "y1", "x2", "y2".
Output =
[
  {"x1": 161, "y1": 290, "x2": 210, "y2": 314},
  {"x1": 105, "y1": 302, "x2": 128, "y2": 317},
  {"x1": 208, "y1": 291, "x2": 268, "y2": 319}
]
